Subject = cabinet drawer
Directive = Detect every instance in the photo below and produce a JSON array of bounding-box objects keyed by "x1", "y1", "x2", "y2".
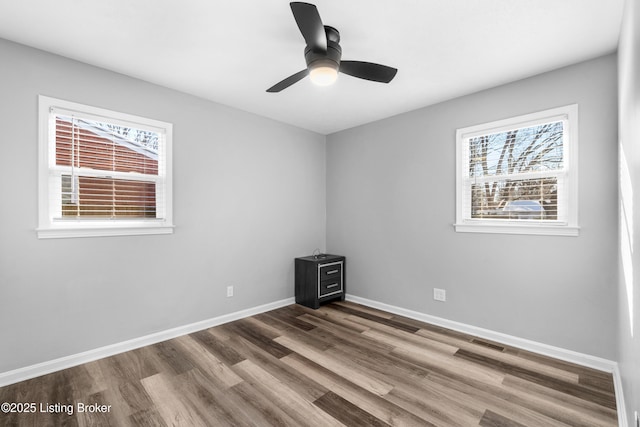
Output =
[
  {"x1": 319, "y1": 262, "x2": 342, "y2": 281},
  {"x1": 319, "y1": 277, "x2": 343, "y2": 298}
]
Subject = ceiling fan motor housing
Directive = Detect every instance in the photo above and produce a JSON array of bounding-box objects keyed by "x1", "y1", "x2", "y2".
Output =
[{"x1": 304, "y1": 26, "x2": 342, "y2": 71}]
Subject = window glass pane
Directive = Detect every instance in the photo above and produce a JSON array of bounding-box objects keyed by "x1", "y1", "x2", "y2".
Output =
[
  {"x1": 61, "y1": 175, "x2": 157, "y2": 219},
  {"x1": 471, "y1": 177, "x2": 557, "y2": 220},
  {"x1": 55, "y1": 116, "x2": 159, "y2": 175},
  {"x1": 469, "y1": 121, "x2": 563, "y2": 178}
]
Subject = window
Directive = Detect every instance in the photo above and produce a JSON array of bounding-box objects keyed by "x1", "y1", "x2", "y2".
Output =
[
  {"x1": 455, "y1": 105, "x2": 578, "y2": 236},
  {"x1": 38, "y1": 96, "x2": 173, "y2": 238}
]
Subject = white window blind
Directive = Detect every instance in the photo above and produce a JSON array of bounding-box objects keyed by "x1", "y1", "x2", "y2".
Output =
[
  {"x1": 455, "y1": 105, "x2": 579, "y2": 236},
  {"x1": 38, "y1": 96, "x2": 173, "y2": 238}
]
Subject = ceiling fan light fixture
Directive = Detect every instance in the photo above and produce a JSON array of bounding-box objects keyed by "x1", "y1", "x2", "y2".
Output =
[
  {"x1": 309, "y1": 60, "x2": 339, "y2": 86},
  {"x1": 265, "y1": 3, "x2": 397, "y2": 93}
]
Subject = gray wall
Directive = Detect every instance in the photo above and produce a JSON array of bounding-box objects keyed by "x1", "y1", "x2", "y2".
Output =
[
  {"x1": 0, "y1": 39, "x2": 326, "y2": 373},
  {"x1": 618, "y1": 0, "x2": 640, "y2": 422},
  {"x1": 327, "y1": 54, "x2": 618, "y2": 360}
]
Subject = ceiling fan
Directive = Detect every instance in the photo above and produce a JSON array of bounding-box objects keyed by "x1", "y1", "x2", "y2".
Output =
[{"x1": 266, "y1": 2, "x2": 398, "y2": 93}]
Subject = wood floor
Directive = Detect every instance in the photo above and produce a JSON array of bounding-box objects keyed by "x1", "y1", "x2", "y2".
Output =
[{"x1": 0, "y1": 301, "x2": 618, "y2": 426}]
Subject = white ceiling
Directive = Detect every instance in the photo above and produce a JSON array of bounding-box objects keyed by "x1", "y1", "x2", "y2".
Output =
[{"x1": 0, "y1": 0, "x2": 624, "y2": 135}]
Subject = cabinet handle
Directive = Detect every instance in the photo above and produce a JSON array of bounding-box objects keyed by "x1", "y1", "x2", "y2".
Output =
[
  {"x1": 326, "y1": 270, "x2": 339, "y2": 275},
  {"x1": 326, "y1": 283, "x2": 339, "y2": 289}
]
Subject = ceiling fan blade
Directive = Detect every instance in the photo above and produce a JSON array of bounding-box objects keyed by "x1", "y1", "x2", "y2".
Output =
[
  {"x1": 290, "y1": 2, "x2": 327, "y2": 52},
  {"x1": 339, "y1": 61, "x2": 398, "y2": 83},
  {"x1": 266, "y1": 69, "x2": 309, "y2": 93}
]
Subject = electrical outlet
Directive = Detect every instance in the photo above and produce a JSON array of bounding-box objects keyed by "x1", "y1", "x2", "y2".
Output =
[
  {"x1": 226, "y1": 286, "x2": 234, "y2": 297},
  {"x1": 433, "y1": 288, "x2": 446, "y2": 302}
]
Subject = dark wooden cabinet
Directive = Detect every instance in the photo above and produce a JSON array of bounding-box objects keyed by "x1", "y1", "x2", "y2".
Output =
[{"x1": 295, "y1": 254, "x2": 345, "y2": 309}]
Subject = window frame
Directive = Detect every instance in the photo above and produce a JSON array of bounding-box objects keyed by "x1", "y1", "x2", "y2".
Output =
[
  {"x1": 37, "y1": 95, "x2": 174, "y2": 239},
  {"x1": 454, "y1": 104, "x2": 579, "y2": 236}
]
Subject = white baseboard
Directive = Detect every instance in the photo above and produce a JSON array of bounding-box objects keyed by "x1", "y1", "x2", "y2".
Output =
[
  {"x1": 346, "y1": 294, "x2": 628, "y2": 427},
  {"x1": 0, "y1": 297, "x2": 294, "y2": 388},
  {"x1": 612, "y1": 364, "x2": 629, "y2": 427}
]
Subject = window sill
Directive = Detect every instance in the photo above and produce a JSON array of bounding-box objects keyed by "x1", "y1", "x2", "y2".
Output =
[
  {"x1": 454, "y1": 222, "x2": 580, "y2": 237},
  {"x1": 36, "y1": 222, "x2": 174, "y2": 239}
]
